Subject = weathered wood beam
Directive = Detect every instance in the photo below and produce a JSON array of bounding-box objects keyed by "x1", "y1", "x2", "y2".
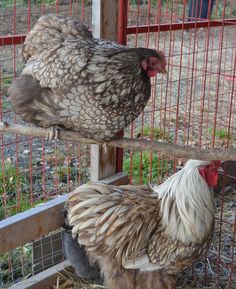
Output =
[
  {"x1": 1, "y1": 122, "x2": 236, "y2": 160},
  {"x1": 0, "y1": 122, "x2": 96, "y2": 144},
  {"x1": 0, "y1": 195, "x2": 67, "y2": 255},
  {"x1": 109, "y1": 138, "x2": 236, "y2": 161},
  {"x1": 90, "y1": 0, "x2": 119, "y2": 181},
  {"x1": 97, "y1": 172, "x2": 128, "y2": 185}
]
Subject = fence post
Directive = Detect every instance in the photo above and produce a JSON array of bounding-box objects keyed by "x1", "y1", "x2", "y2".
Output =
[{"x1": 90, "y1": 0, "x2": 128, "y2": 183}]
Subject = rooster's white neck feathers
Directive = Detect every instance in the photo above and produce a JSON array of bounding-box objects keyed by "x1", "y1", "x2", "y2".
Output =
[{"x1": 153, "y1": 160, "x2": 215, "y2": 244}]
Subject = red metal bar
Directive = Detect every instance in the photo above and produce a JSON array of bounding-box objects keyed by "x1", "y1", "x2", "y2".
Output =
[
  {"x1": 116, "y1": 0, "x2": 128, "y2": 173},
  {"x1": 118, "y1": 0, "x2": 128, "y2": 45},
  {"x1": 126, "y1": 19, "x2": 236, "y2": 34},
  {"x1": 1, "y1": 19, "x2": 235, "y2": 48},
  {"x1": 0, "y1": 35, "x2": 26, "y2": 47}
]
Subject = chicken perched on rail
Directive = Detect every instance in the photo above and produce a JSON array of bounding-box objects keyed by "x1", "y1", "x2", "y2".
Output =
[
  {"x1": 8, "y1": 14, "x2": 166, "y2": 142},
  {"x1": 65, "y1": 160, "x2": 222, "y2": 289}
]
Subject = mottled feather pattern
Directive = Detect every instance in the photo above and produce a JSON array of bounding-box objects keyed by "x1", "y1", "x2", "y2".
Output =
[
  {"x1": 22, "y1": 14, "x2": 93, "y2": 62},
  {"x1": 9, "y1": 14, "x2": 166, "y2": 142},
  {"x1": 146, "y1": 226, "x2": 213, "y2": 273}
]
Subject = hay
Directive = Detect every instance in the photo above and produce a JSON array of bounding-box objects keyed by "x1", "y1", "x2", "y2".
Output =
[
  {"x1": 53, "y1": 189, "x2": 235, "y2": 289},
  {"x1": 52, "y1": 268, "x2": 105, "y2": 289}
]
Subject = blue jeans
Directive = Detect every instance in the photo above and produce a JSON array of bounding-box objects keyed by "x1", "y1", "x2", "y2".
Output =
[{"x1": 188, "y1": 0, "x2": 215, "y2": 20}]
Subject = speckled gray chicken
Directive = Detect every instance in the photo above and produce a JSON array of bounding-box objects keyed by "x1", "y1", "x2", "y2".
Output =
[{"x1": 9, "y1": 14, "x2": 166, "y2": 142}]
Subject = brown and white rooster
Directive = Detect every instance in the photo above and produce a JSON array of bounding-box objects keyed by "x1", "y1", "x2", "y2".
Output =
[
  {"x1": 9, "y1": 14, "x2": 166, "y2": 142},
  {"x1": 65, "y1": 159, "x2": 222, "y2": 289}
]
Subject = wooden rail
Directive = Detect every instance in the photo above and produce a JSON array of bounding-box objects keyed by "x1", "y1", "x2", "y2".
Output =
[
  {"x1": 0, "y1": 195, "x2": 67, "y2": 255},
  {"x1": 0, "y1": 172, "x2": 127, "y2": 255}
]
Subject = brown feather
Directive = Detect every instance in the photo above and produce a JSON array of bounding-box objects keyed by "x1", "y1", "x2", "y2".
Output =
[{"x1": 98, "y1": 257, "x2": 177, "y2": 289}]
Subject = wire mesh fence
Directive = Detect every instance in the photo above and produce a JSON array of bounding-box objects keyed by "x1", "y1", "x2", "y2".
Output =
[
  {"x1": 122, "y1": 1, "x2": 236, "y2": 288},
  {"x1": 0, "y1": 1, "x2": 92, "y2": 287},
  {"x1": 0, "y1": 0, "x2": 92, "y2": 217},
  {"x1": 0, "y1": 0, "x2": 235, "y2": 288},
  {"x1": 124, "y1": 0, "x2": 236, "y2": 184}
]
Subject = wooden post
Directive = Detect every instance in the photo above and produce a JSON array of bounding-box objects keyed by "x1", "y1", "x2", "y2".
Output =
[
  {"x1": 92, "y1": 0, "x2": 119, "y2": 40},
  {"x1": 90, "y1": 0, "x2": 127, "y2": 182}
]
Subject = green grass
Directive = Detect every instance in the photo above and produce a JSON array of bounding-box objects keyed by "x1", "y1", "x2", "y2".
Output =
[
  {"x1": 136, "y1": 125, "x2": 173, "y2": 143},
  {"x1": 125, "y1": 125, "x2": 173, "y2": 184},
  {"x1": 208, "y1": 127, "x2": 232, "y2": 140},
  {"x1": 214, "y1": 2, "x2": 236, "y2": 18},
  {"x1": 0, "y1": 194, "x2": 45, "y2": 220},
  {"x1": 123, "y1": 151, "x2": 173, "y2": 184},
  {"x1": 2, "y1": 74, "x2": 13, "y2": 88},
  {"x1": 1, "y1": 100, "x2": 11, "y2": 111},
  {"x1": 0, "y1": 245, "x2": 32, "y2": 287},
  {"x1": 0, "y1": 164, "x2": 23, "y2": 195},
  {"x1": 0, "y1": 164, "x2": 45, "y2": 220}
]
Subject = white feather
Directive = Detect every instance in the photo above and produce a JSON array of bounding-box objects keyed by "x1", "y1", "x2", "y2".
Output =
[
  {"x1": 22, "y1": 63, "x2": 34, "y2": 75},
  {"x1": 152, "y1": 160, "x2": 215, "y2": 243},
  {"x1": 97, "y1": 222, "x2": 111, "y2": 236},
  {"x1": 123, "y1": 255, "x2": 162, "y2": 271}
]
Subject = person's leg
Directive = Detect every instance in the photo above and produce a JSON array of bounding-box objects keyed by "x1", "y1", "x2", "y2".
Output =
[
  {"x1": 200, "y1": 0, "x2": 215, "y2": 19},
  {"x1": 188, "y1": 0, "x2": 201, "y2": 21},
  {"x1": 188, "y1": 0, "x2": 215, "y2": 21}
]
